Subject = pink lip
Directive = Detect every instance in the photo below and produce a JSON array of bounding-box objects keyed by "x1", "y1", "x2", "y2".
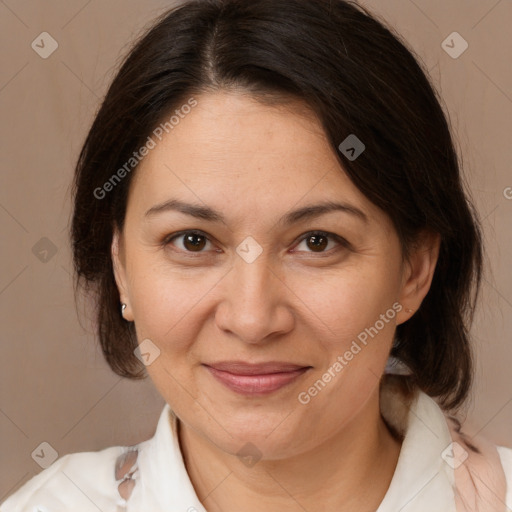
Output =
[{"x1": 203, "y1": 361, "x2": 311, "y2": 396}]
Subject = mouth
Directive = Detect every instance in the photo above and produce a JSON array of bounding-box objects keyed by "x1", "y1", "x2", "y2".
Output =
[{"x1": 202, "y1": 361, "x2": 312, "y2": 396}]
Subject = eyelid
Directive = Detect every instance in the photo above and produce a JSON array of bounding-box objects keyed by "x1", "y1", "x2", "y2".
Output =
[
  {"x1": 163, "y1": 229, "x2": 350, "y2": 256},
  {"x1": 163, "y1": 229, "x2": 218, "y2": 254},
  {"x1": 291, "y1": 230, "x2": 351, "y2": 254}
]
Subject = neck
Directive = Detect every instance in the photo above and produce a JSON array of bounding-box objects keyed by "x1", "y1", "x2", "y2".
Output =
[{"x1": 178, "y1": 387, "x2": 402, "y2": 512}]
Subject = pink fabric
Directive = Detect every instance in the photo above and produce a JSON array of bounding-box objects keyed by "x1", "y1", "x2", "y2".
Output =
[
  {"x1": 114, "y1": 448, "x2": 139, "y2": 511},
  {"x1": 445, "y1": 415, "x2": 508, "y2": 512}
]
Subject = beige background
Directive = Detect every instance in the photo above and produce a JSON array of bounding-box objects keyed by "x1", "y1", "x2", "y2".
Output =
[{"x1": 1, "y1": 0, "x2": 511, "y2": 500}]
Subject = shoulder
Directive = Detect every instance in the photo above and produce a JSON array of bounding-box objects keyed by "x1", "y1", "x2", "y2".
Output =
[
  {"x1": 0, "y1": 445, "x2": 126, "y2": 512},
  {"x1": 497, "y1": 444, "x2": 512, "y2": 509}
]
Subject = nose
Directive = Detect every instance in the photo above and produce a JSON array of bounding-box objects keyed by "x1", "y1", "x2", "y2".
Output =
[{"x1": 214, "y1": 253, "x2": 295, "y2": 344}]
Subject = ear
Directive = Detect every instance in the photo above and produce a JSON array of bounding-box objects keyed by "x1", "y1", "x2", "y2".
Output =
[
  {"x1": 396, "y1": 230, "x2": 441, "y2": 325},
  {"x1": 111, "y1": 228, "x2": 134, "y2": 321}
]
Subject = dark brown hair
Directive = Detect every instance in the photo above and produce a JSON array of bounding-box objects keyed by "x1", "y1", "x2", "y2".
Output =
[{"x1": 71, "y1": 0, "x2": 483, "y2": 411}]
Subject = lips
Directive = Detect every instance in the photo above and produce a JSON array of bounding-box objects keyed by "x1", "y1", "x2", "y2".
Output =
[
  {"x1": 203, "y1": 361, "x2": 311, "y2": 395},
  {"x1": 205, "y1": 361, "x2": 309, "y2": 375}
]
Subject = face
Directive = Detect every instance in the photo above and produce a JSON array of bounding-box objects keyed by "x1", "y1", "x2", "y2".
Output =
[{"x1": 112, "y1": 91, "x2": 435, "y2": 460}]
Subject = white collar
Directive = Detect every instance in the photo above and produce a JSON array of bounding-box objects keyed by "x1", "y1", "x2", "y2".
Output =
[
  {"x1": 377, "y1": 378, "x2": 457, "y2": 510},
  {"x1": 130, "y1": 378, "x2": 457, "y2": 511}
]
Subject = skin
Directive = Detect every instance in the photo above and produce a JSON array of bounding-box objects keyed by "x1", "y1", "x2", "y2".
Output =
[{"x1": 112, "y1": 91, "x2": 440, "y2": 512}]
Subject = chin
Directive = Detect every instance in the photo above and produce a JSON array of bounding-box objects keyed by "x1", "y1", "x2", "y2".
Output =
[{"x1": 205, "y1": 415, "x2": 305, "y2": 460}]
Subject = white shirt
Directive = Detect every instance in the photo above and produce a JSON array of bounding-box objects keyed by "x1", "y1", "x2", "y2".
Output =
[{"x1": 2, "y1": 389, "x2": 512, "y2": 512}]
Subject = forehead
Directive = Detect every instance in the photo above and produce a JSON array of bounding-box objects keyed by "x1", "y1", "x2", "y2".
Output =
[{"x1": 127, "y1": 91, "x2": 381, "y2": 223}]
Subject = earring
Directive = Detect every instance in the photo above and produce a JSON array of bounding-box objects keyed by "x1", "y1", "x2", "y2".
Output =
[{"x1": 121, "y1": 303, "x2": 127, "y2": 316}]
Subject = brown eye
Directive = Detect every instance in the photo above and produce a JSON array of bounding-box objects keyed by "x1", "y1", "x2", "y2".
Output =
[
  {"x1": 182, "y1": 233, "x2": 207, "y2": 252},
  {"x1": 294, "y1": 231, "x2": 348, "y2": 254},
  {"x1": 164, "y1": 230, "x2": 214, "y2": 253},
  {"x1": 306, "y1": 234, "x2": 329, "y2": 252}
]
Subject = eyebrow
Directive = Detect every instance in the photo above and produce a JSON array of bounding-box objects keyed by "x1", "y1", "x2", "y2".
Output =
[{"x1": 144, "y1": 198, "x2": 368, "y2": 225}]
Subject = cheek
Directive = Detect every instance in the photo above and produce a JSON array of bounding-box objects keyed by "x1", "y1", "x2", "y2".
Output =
[
  {"x1": 292, "y1": 264, "x2": 400, "y2": 423},
  {"x1": 289, "y1": 260, "x2": 401, "y2": 348},
  {"x1": 126, "y1": 254, "x2": 224, "y2": 349}
]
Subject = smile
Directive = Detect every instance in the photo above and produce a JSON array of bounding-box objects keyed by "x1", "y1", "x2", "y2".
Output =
[{"x1": 203, "y1": 363, "x2": 311, "y2": 396}]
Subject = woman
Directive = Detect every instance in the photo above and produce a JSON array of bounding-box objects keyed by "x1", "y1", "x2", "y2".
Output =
[{"x1": 2, "y1": 0, "x2": 511, "y2": 510}]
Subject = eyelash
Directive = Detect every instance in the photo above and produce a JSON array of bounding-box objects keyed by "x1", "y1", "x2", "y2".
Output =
[{"x1": 162, "y1": 229, "x2": 350, "y2": 257}]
